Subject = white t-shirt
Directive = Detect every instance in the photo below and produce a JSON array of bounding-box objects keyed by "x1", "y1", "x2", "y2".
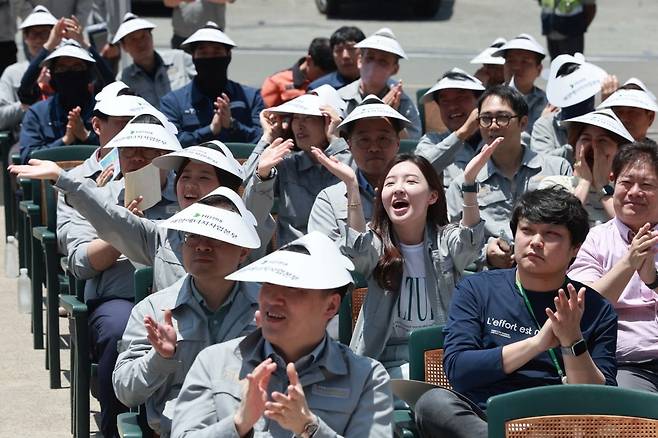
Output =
[{"x1": 392, "y1": 242, "x2": 435, "y2": 339}]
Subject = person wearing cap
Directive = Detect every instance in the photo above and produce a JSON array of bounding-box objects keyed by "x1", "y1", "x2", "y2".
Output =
[
  {"x1": 446, "y1": 85, "x2": 571, "y2": 270},
  {"x1": 539, "y1": 0, "x2": 596, "y2": 60},
  {"x1": 17, "y1": 14, "x2": 114, "y2": 106},
  {"x1": 164, "y1": 0, "x2": 236, "y2": 50},
  {"x1": 314, "y1": 132, "x2": 493, "y2": 378},
  {"x1": 338, "y1": 27, "x2": 422, "y2": 140},
  {"x1": 113, "y1": 12, "x2": 194, "y2": 107},
  {"x1": 493, "y1": 33, "x2": 547, "y2": 136},
  {"x1": 568, "y1": 140, "x2": 658, "y2": 394},
  {"x1": 598, "y1": 87, "x2": 657, "y2": 142},
  {"x1": 530, "y1": 53, "x2": 607, "y2": 161},
  {"x1": 415, "y1": 69, "x2": 485, "y2": 189},
  {"x1": 539, "y1": 108, "x2": 633, "y2": 225},
  {"x1": 413, "y1": 187, "x2": 617, "y2": 438},
  {"x1": 113, "y1": 189, "x2": 261, "y2": 437},
  {"x1": 170, "y1": 232, "x2": 394, "y2": 437},
  {"x1": 307, "y1": 95, "x2": 407, "y2": 242},
  {"x1": 0, "y1": 5, "x2": 56, "y2": 133},
  {"x1": 470, "y1": 38, "x2": 506, "y2": 87},
  {"x1": 242, "y1": 92, "x2": 352, "y2": 248},
  {"x1": 160, "y1": 21, "x2": 264, "y2": 147},
  {"x1": 308, "y1": 26, "x2": 366, "y2": 91},
  {"x1": 261, "y1": 37, "x2": 335, "y2": 108}
]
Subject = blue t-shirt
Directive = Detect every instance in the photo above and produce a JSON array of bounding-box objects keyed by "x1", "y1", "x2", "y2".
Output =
[{"x1": 444, "y1": 268, "x2": 618, "y2": 409}]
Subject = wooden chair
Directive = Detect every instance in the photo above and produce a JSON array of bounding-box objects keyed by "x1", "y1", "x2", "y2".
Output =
[
  {"x1": 487, "y1": 384, "x2": 658, "y2": 438},
  {"x1": 338, "y1": 272, "x2": 368, "y2": 345},
  {"x1": 408, "y1": 325, "x2": 451, "y2": 389}
]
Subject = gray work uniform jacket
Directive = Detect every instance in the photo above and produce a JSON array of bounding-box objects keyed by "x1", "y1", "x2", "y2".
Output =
[
  {"x1": 338, "y1": 78, "x2": 422, "y2": 140},
  {"x1": 113, "y1": 275, "x2": 259, "y2": 437},
  {"x1": 530, "y1": 110, "x2": 572, "y2": 161},
  {"x1": 56, "y1": 149, "x2": 102, "y2": 254},
  {"x1": 120, "y1": 50, "x2": 194, "y2": 108},
  {"x1": 308, "y1": 180, "x2": 374, "y2": 243},
  {"x1": 415, "y1": 131, "x2": 482, "y2": 190},
  {"x1": 342, "y1": 222, "x2": 485, "y2": 377},
  {"x1": 524, "y1": 85, "x2": 548, "y2": 135},
  {"x1": 170, "y1": 329, "x2": 394, "y2": 438},
  {"x1": 243, "y1": 137, "x2": 353, "y2": 248},
  {"x1": 446, "y1": 145, "x2": 572, "y2": 245},
  {"x1": 0, "y1": 60, "x2": 27, "y2": 131}
]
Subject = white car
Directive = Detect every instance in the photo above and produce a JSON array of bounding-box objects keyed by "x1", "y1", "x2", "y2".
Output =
[{"x1": 315, "y1": 0, "x2": 441, "y2": 17}]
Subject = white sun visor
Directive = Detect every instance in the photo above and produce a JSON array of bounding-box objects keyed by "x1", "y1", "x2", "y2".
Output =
[
  {"x1": 562, "y1": 108, "x2": 634, "y2": 142},
  {"x1": 420, "y1": 68, "x2": 485, "y2": 104},
  {"x1": 338, "y1": 94, "x2": 411, "y2": 132},
  {"x1": 159, "y1": 201, "x2": 260, "y2": 249},
  {"x1": 180, "y1": 21, "x2": 236, "y2": 51},
  {"x1": 355, "y1": 27, "x2": 407, "y2": 59},
  {"x1": 94, "y1": 94, "x2": 153, "y2": 118},
  {"x1": 95, "y1": 81, "x2": 129, "y2": 102},
  {"x1": 492, "y1": 33, "x2": 546, "y2": 59},
  {"x1": 310, "y1": 84, "x2": 348, "y2": 113},
  {"x1": 598, "y1": 89, "x2": 658, "y2": 113},
  {"x1": 470, "y1": 37, "x2": 506, "y2": 65},
  {"x1": 19, "y1": 5, "x2": 57, "y2": 29},
  {"x1": 41, "y1": 40, "x2": 95, "y2": 66},
  {"x1": 623, "y1": 77, "x2": 656, "y2": 101},
  {"x1": 103, "y1": 114, "x2": 182, "y2": 152},
  {"x1": 225, "y1": 232, "x2": 354, "y2": 289},
  {"x1": 112, "y1": 13, "x2": 156, "y2": 44},
  {"x1": 266, "y1": 94, "x2": 323, "y2": 117},
  {"x1": 546, "y1": 53, "x2": 606, "y2": 108},
  {"x1": 152, "y1": 142, "x2": 245, "y2": 182}
]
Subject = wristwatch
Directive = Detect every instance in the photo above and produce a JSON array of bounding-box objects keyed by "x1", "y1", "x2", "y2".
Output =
[
  {"x1": 644, "y1": 271, "x2": 658, "y2": 290},
  {"x1": 560, "y1": 338, "x2": 587, "y2": 357},
  {"x1": 298, "y1": 416, "x2": 319, "y2": 438},
  {"x1": 462, "y1": 182, "x2": 479, "y2": 193},
  {"x1": 601, "y1": 184, "x2": 614, "y2": 197}
]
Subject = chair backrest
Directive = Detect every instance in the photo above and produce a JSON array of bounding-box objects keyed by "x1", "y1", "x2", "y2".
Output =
[
  {"x1": 408, "y1": 325, "x2": 451, "y2": 389},
  {"x1": 415, "y1": 87, "x2": 430, "y2": 134},
  {"x1": 134, "y1": 267, "x2": 154, "y2": 303},
  {"x1": 487, "y1": 384, "x2": 658, "y2": 438},
  {"x1": 350, "y1": 287, "x2": 368, "y2": 329},
  {"x1": 399, "y1": 139, "x2": 418, "y2": 155},
  {"x1": 338, "y1": 273, "x2": 368, "y2": 345},
  {"x1": 224, "y1": 142, "x2": 256, "y2": 164}
]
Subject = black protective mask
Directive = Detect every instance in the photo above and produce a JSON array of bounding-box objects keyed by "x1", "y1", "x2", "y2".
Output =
[
  {"x1": 51, "y1": 70, "x2": 92, "y2": 111},
  {"x1": 193, "y1": 56, "x2": 230, "y2": 98}
]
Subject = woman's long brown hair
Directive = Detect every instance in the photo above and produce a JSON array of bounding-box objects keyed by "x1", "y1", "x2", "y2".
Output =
[{"x1": 369, "y1": 154, "x2": 448, "y2": 292}]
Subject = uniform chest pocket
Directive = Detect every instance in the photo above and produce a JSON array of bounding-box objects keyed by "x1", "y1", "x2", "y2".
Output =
[{"x1": 307, "y1": 385, "x2": 355, "y2": 434}]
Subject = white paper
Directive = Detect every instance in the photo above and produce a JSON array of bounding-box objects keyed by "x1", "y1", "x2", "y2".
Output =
[{"x1": 124, "y1": 163, "x2": 162, "y2": 211}]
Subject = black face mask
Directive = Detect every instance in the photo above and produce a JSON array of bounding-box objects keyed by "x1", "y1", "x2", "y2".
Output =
[
  {"x1": 50, "y1": 70, "x2": 92, "y2": 111},
  {"x1": 193, "y1": 56, "x2": 231, "y2": 98}
]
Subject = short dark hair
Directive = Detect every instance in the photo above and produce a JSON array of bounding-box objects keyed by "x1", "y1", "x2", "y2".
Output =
[
  {"x1": 510, "y1": 187, "x2": 589, "y2": 246},
  {"x1": 432, "y1": 70, "x2": 483, "y2": 104},
  {"x1": 477, "y1": 85, "x2": 529, "y2": 118},
  {"x1": 329, "y1": 26, "x2": 366, "y2": 48},
  {"x1": 611, "y1": 140, "x2": 658, "y2": 182},
  {"x1": 308, "y1": 37, "x2": 335, "y2": 73}
]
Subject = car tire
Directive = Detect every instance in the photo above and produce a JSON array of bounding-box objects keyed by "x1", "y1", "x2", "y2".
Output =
[{"x1": 415, "y1": 0, "x2": 441, "y2": 17}]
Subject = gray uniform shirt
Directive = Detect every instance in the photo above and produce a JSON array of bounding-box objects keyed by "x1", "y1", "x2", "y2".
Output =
[
  {"x1": 120, "y1": 50, "x2": 195, "y2": 108},
  {"x1": 243, "y1": 137, "x2": 353, "y2": 248},
  {"x1": 113, "y1": 275, "x2": 259, "y2": 437},
  {"x1": 170, "y1": 329, "x2": 393, "y2": 438},
  {"x1": 19, "y1": 0, "x2": 92, "y2": 24},
  {"x1": 171, "y1": 1, "x2": 231, "y2": 38},
  {"x1": 415, "y1": 131, "x2": 482, "y2": 190},
  {"x1": 524, "y1": 86, "x2": 548, "y2": 136},
  {"x1": 446, "y1": 145, "x2": 572, "y2": 243},
  {"x1": 342, "y1": 222, "x2": 485, "y2": 378},
  {"x1": 307, "y1": 180, "x2": 374, "y2": 243},
  {"x1": 56, "y1": 149, "x2": 102, "y2": 254},
  {"x1": 530, "y1": 110, "x2": 572, "y2": 161},
  {"x1": 338, "y1": 78, "x2": 422, "y2": 140},
  {"x1": 0, "y1": 60, "x2": 27, "y2": 131}
]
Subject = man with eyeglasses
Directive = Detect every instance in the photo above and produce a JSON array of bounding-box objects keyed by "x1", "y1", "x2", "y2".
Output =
[
  {"x1": 308, "y1": 26, "x2": 365, "y2": 91},
  {"x1": 416, "y1": 68, "x2": 485, "y2": 189},
  {"x1": 446, "y1": 85, "x2": 571, "y2": 270},
  {"x1": 114, "y1": 188, "x2": 261, "y2": 437},
  {"x1": 261, "y1": 37, "x2": 335, "y2": 108}
]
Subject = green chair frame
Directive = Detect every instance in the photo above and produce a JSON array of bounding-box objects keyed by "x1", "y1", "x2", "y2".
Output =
[
  {"x1": 408, "y1": 325, "x2": 447, "y2": 383},
  {"x1": 487, "y1": 384, "x2": 658, "y2": 438},
  {"x1": 399, "y1": 139, "x2": 418, "y2": 155},
  {"x1": 224, "y1": 142, "x2": 256, "y2": 163},
  {"x1": 0, "y1": 130, "x2": 15, "y2": 239}
]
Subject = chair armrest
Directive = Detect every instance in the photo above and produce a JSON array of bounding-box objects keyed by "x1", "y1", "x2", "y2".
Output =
[
  {"x1": 11, "y1": 153, "x2": 21, "y2": 165},
  {"x1": 59, "y1": 294, "x2": 87, "y2": 316},
  {"x1": 117, "y1": 412, "x2": 144, "y2": 438},
  {"x1": 33, "y1": 227, "x2": 55, "y2": 243},
  {"x1": 18, "y1": 200, "x2": 39, "y2": 216}
]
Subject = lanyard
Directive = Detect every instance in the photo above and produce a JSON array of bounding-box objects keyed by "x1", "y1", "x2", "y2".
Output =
[{"x1": 515, "y1": 273, "x2": 567, "y2": 384}]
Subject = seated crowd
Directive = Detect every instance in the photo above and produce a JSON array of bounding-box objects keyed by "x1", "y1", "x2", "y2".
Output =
[{"x1": 6, "y1": 5, "x2": 658, "y2": 438}]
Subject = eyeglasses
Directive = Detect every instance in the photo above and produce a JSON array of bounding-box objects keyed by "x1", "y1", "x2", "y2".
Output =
[
  {"x1": 183, "y1": 233, "x2": 223, "y2": 247},
  {"x1": 119, "y1": 147, "x2": 163, "y2": 160},
  {"x1": 477, "y1": 114, "x2": 519, "y2": 128}
]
